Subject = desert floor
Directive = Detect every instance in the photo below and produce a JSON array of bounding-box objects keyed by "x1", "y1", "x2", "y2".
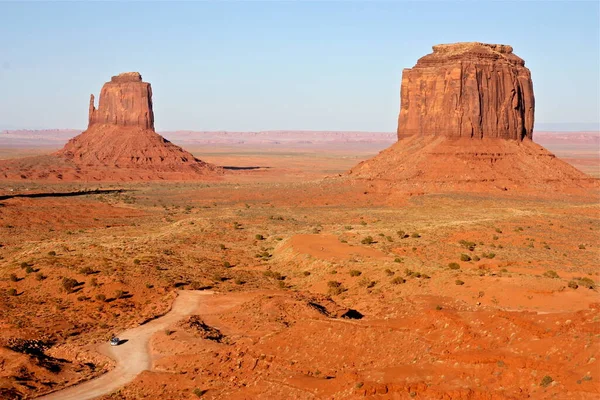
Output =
[{"x1": 0, "y1": 145, "x2": 599, "y2": 399}]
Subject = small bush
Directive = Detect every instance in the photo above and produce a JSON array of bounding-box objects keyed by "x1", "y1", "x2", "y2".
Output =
[
  {"x1": 495, "y1": 228, "x2": 502, "y2": 234},
  {"x1": 62, "y1": 277, "x2": 79, "y2": 293},
  {"x1": 394, "y1": 257, "x2": 402, "y2": 263},
  {"x1": 540, "y1": 375, "x2": 553, "y2": 388},
  {"x1": 543, "y1": 270, "x2": 559, "y2": 279},
  {"x1": 411, "y1": 233, "x2": 421, "y2": 238},
  {"x1": 25, "y1": 266, "x2": 34, "y2": 274},
  {"x1": 384, "y1": 268, "x2": 394, "y2": 276},
  {"x1": 223, "y1": 261, "x2": 231, "y2": 268},
  {"x1": 263, "y1": 270, "x2": 283, "y2": 280},
  {"x1": 165, "y1": 329, "x2": 175, "y2": 336},
  {"x1": 115, "y1": 290, "x2": 124, "y2": 299},
  {"x1": 79, "y1": 266, "x2": 95, "y2": 275},
  {"x1": 391, "y1": 276, "x2": 405, "y2": 285},
  {"x1": 234, "y1": 278, "x2": 245, "y2": 285},
  {"x1": 460, "y1": 254, "x2": 472, "y2": 262},
  {"x1": 9, "y1": 273, "x2": 18, "y2": 282},
  {"x1": 448, "y1": 262, "x2": 460, "y2": 270},
  {"x1": 48, "y1": 251, "x2": 56, "y2": 256},
  {"x1": 435, "y1": 305, "x2": 443, "y2": 310},
  {"x1": 459, "y1": 240, "x2": 476, "y2": 251},
  {"x1": 455, "y1": 280, "x2": 465, "y2": 286},
  {"x1": 577, "y1": 277, "x2": 596, "y2": 289},
  {"x1": 482, "y1": 252, "x2": 496, "y2": 259},
  {"x1": 327, "y1": 281, "x2": 347, "y2": 295},
  {"x1": 133, "y1": 259, "x2": 141, "y2": 265},
  {"x1": 568, "y1": 280, "x2": 579, "y2": 289},
  {"x1": 349, "y1": 270, "x2": 362, "y2": 277},
  {"x1": 472, "y1": 255, "x2": 481, "y2": 262},
  {"x1": 327, "y1": 281, "x2": 342, "y2": 288},
  {"x1": 386, "y1": 236, "x2": 393, "y2": 242},
  {"x1": 95, "y1": 294, "x2": 106, "y2": 302},
  {"x1": 20, "y1": 262, "x2": 29, "y2": 269},
  {"x1": 255, "y1": 234, "x2": 264, "y2": 240},
  {"x1": 219, "y1": 244, "x2": 227, "y2": 250},
  {"x1": 193, "y1": 388, "x2": 208, "y2": 397},
  {"x1": 361, "y1": 236, "x2": 374, "y2": 245},
  {"x1": 579, "y1": 244, "x2": 586, "y2": 250},
  {"x1": 397, "y1": 230, "x2": 406, "y2": 238},
  {"x1": 303, "y1": 271, "x2": 311, "y2": 276},
  {"x1": 493, "y1": 235, "x2": 499, "y2": 240},
  {"x1": 7, "y1": 288, "x2": 17, "y2": 296},
  {"x1": 36, "y1": 272, "x2": 46, "y2": 281}
]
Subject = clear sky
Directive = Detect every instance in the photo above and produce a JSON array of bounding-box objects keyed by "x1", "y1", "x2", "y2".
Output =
[{"x1": 0, "y1": 1, "x2": 598, "y2": 131}]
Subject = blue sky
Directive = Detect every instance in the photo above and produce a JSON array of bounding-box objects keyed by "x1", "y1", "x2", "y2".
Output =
[{"x1": 0, "y1": 1, "x2": 598, "y2": 131}]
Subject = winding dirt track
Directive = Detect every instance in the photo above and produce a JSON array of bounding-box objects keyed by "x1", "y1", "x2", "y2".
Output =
[{"x1": 38, "y1": 290, "x2": 213, "y2": 400}]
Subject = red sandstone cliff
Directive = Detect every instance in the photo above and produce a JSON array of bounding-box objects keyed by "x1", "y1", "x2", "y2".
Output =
[{"x1": 397, "y1": 42, "x2": 535, "y2": 140}]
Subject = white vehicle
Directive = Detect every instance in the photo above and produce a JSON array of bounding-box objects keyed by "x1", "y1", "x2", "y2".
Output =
[{"x1": 110, "y1": 337, "x2": 120, "y2": 346}]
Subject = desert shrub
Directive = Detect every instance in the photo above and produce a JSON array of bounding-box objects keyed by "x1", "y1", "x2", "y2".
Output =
[
  {"x1": 330, "y1": 270, "x2": 337, "y2": 274},
  {"x1": 495, "y1": 228, "x2": 502, "y2": 234},
  {"x1": 394, "y1": 257, "x2": 402, "y2": 263},
  {"x1": 20, "y1": 262, "x2": 29, "y2": 269},
  {"x1": 233, "y1": 222, "x2": 242, "y2": 230},
  {"x1": 459, "y1": 240, "x2": 476, "y2": 251},
  {"x1": 79, "y1": 266, "x2": 95, "y2": 275},
  {"x1": 397, "y1": 230, "x2": 406, "y2": 238},
  {"x1": 223, "y1": 261, "x2": 231, "y2": 268},
  {"x1": 493, "y1": 235, "x2": 499, "y2": 240},
  {"x1": 386, "y1": 236, "x2": 393, "y2": 242},
  {"x1": 576, "y1": 277, "x2": 596, "y2": 289},
  {"x1": 219, "y1": 244, "x2": 227, "y2": 250},
  {"x1": 448, "y1": 262, "x2": 460, "y2": 270},
  {"x1": 568, "y1": 281, "x2": 579, "y2": 289},
  {"x1": 77, "y1": 295, "x2": 87, "y2": 302},
  {"x1": 355, "y1": 382, "x2": 364, "y2": 389},
  {"x1": 133, "y1": 259, "x2": 141, "y2": 265},
  {"x1": 455, "y1": 280, "x2": 465, "y2": 286},
  {"x1": 255, "y1": 234, "x2": 264, "y2": 240},
  {"x1": 303, "y1": 271, "x2": 311, "y2": 276},
  {"x1": 36, "y1": 272, "x2": 46, "y2": 281},
  {"x1": 460, "y1": 254, "x2": 472, "y2": 262},
  {"x1": 146, "y1": 283, "x2": 154, "y2": 289},
  {"x1": 7, "y1": 288, "x2": 17, "y2": 296},
  {"x1": 411, "y1": 233, "x2": 421, "y2": 238},
  {"x1": 165, "y1": 329, "x2": 174, "y2": 336},
  {"x1": 349, "y1": 270, "x2": 362, "y2": 277},
  {"x1": 234, "y1": 278, "x2": 245, "y2": 285},
  {"x1": 95, "y1": 294, "x2": 106, "y2": 302},
  {"x1": 421, "y1": 274, "x2": 430, "y2": 279},
  {"x1": 263, "y1": 270, "x2": 283, "y2": 280},
  {"x1": 361, "y1": 236, "x2": 374, "y2": 245},
  {"x1": 90, "y1": 277, "x2": 98, "y2": 287},
  {"x1": 543, "y1": 270, "x2": 559, "y2": 279},
  {"x1": 540, "y1": 375, "x2": 553, "y2": 387},
  {"x1": 9, "y1": 273, "x2": 18, "y2": 282},
  {"x1": 435, "y1": 305, "x2": 443, "y2": 310},
  {"x1": 360, "y1": 220, "x2": 367, "y2": 226},
  {"x1": 115, "y1": 290, "x2": 124, "y2": 299},
  {"x1": 344, "y1": 226, "x2": 353, "y2": 230},
  {"x1": 472, "y1": 255, "x2": 481, "y2": 262},
  {"x1": 500, "y1": 268, "x2": 508, "y2": 273},
  {"x1": 327, "y1": 281, "x2": 347, "y2": 295},
  {"x1": 412, "y1": 272, "x2": 422, "y2": 278},
  {"x1": 579, "y1": 244, "x2": 586, "y2": 250},
  {"x1": 193, "y1": 388, "x2": 208, "y2": 397},
  {"x1": 358, "y1": 278, "x2": 376, "y2": 288},
  {"x1": 391, "y1": 276, "x2": 405, "y2": 285},
  {"x1": 62, "y1": 277, "x2": 79, "y2": 293},
  {"x1": 384, "y1": 268, "x2": 394, "y2": 276},
  {"x1": 482, "y1": 252, "x2": 496, "y2": 259},
  {"x1": 378, "y1": 233, "x2": 385, "y2": 237},
  {"x1": 48, "y1": 251, "x2": 56, "y2": 256},
  {"x1": 25, "y1": 266, "x2": 34, "y2": 274}
]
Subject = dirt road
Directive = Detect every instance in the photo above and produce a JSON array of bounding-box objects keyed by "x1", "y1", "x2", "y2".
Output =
[{"x1": 38, "y1": 290, "x2": 213, "y2": 400}]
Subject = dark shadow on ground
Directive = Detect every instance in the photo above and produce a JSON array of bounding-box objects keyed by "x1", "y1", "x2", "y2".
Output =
[{"x1": 0, "y1": 189, "x2": 126, "y2": 201}]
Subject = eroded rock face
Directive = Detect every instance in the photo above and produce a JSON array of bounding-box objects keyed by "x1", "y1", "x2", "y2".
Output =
[
  {"x1": 88, "y1": 72, "x2": 154, "y2": 130},
  {"x1": 397, "y1": 42, "x2": 535, "y2": 140}
]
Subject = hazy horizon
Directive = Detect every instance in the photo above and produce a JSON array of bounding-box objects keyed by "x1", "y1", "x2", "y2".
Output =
[{"x1": 1, "y1": 1, "x2": 599, "y2": 132}]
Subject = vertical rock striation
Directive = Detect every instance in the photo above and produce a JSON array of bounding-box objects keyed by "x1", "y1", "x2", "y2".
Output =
[{"x1": 397, "y1": 42, "x2": 535, "y2": 140}]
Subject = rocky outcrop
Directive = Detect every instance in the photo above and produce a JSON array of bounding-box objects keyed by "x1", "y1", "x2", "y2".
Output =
[
  {"x1": 397, "y1": 42, "x2": 535, "y2": 140},
  {"x1": 88, "y1": 72, "x2": 154, "y2": 130}
]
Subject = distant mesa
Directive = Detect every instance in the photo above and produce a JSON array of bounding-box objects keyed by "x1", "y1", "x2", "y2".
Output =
[
  {"x1": 350, "y1": 42, "x2": 596, "y2": 193},
  {"x1": 1, "y1": 72, "x2": 221, "y2": 181}
]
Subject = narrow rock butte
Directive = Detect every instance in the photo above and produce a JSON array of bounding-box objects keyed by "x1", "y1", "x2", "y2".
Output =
[
  {"x1": 1, "y1": 72, "x2": 221, "y2": 181},
  {"x1": 397, "y1": 42, "x2": 535, "y2": 140}
]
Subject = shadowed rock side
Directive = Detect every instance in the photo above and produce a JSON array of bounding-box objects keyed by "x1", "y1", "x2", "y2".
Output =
[
  {"x1": 350, "y1": 42, "x2": 596, "y2": 195},
  {"x1": 0, "y1": 72, "x2": 222, "y2": 181},
  {"x1": 398, "y1": 42, "x2": 535, "y2": 140}
]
